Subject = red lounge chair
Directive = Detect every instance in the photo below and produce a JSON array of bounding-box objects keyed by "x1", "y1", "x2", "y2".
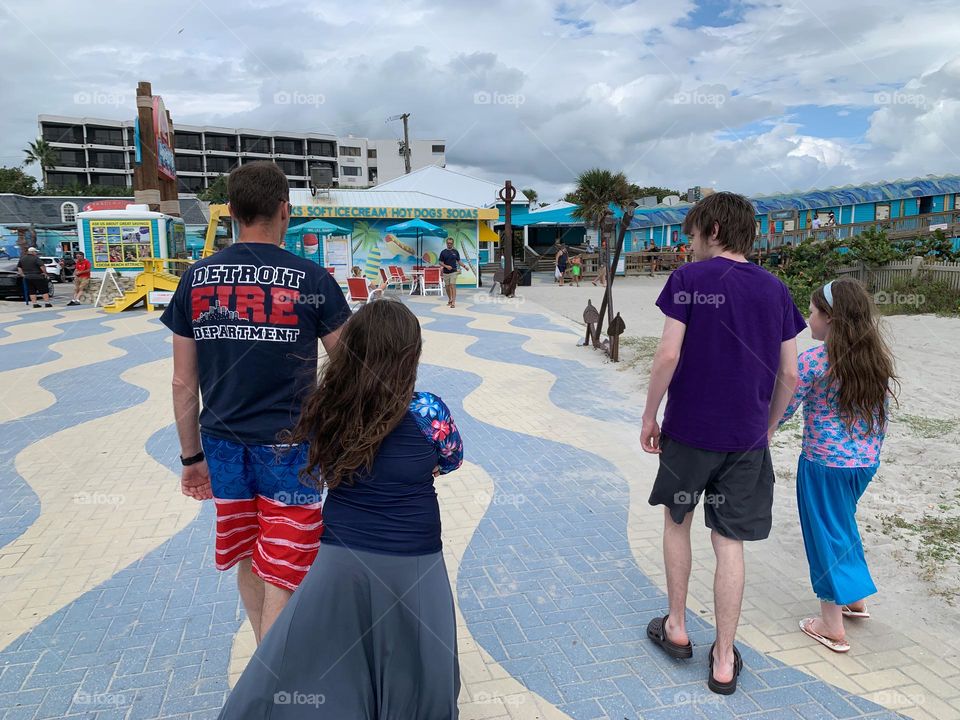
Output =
[
  {"x1": 379, "y1": 267, "x2": 401, "y2": 292},
  {"x1": 389, "y1": 265, "x2": 412, "y2": 291},
  {"x1": 346, "y1": 277, "x2": 371, "y2": 310},
  {"x1": 422, "y1": 266, "x2": 443, "y2": 296}
]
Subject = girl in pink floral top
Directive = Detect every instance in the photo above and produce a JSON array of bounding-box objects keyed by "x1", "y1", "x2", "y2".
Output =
[
  {"x1": 781, "y1": 344, "x2": 885, "y2": 468},
  {"x1": 776, "y1": 278, "x2": 897, "y2": 654}
]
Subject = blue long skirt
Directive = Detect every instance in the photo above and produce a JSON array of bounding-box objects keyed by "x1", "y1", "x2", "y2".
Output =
[{"x1": 796, "y1": 457, "x2": 878, "y2": 606}]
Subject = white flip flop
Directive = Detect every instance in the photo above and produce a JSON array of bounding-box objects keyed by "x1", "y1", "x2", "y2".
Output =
[
  {"x1": 841, "y1": 604, "x2": 871, "y2": 618},
  {"x1": 800, "y1": 618, "x2": 850, "y2": 653}
]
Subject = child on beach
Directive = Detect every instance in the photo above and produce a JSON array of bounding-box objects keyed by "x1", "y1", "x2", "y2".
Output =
[
  {"x1": 775, "y1": 278, "x2": 897, "y2": 653},
  {"x1": 570, "y1": 254, "x2": 582, "y2": 286},
  {"x1": 219, "y1": 300, "x2": 463, "y2": 718},
  {"x1": 641, "y1": 191, "x2": 807, "y2": 695}
]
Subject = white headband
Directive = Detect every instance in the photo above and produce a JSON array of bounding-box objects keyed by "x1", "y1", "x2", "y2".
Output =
[{"x1": 822, "y1": 280, "x2": 835, "y2": 308}]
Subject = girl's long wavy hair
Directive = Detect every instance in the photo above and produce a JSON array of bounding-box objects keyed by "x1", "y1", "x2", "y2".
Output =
[
  {"x1": 287, "y1": 299, "x2": 422, "y2": 491},
  {"x1": 811, "y1": 278, "x2": 899, "y2": 434}
]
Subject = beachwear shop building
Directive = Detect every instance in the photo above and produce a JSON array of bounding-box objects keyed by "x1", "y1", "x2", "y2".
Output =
[{"x1": 627, "y1": 175, "x2": 960, "y2": 251}]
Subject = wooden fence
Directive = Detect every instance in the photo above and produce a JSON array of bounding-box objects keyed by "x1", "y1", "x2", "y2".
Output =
[{"x1": 836, "y1": 257, "x2": 960, "y2": 291}]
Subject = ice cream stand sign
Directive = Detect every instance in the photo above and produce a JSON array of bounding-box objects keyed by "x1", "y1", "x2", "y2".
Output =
[{"x1": 291, "y1": 206, "x2": 498, "y2": 221}]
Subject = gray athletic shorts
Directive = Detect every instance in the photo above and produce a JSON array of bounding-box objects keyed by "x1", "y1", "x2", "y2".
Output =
[{"x1": 648, "y1": 434, "x2": 775, "y2": 541}]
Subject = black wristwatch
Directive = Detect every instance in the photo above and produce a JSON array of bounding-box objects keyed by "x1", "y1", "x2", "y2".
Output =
[{"x1": 180, "y1": 450, "x2": 205, "y2": 466}]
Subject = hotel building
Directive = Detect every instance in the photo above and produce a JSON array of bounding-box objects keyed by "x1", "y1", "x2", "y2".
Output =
[{"x1": 37, "y1": 115, "x2": 446, "y2": 194}]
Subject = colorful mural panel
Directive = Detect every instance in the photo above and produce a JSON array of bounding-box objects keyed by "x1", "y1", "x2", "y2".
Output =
[{"x1": 351, "y1": 219, "x2": 479, "y2": 285}]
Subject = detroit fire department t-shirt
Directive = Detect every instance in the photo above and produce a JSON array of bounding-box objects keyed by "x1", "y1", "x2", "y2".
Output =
[{"x1": 161, "y1": 242, "x2": 351, "y2": 445}]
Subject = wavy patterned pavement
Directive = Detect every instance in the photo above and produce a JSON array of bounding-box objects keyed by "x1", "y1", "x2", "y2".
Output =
[{"x1": 0, "y1": 298, "x2": 930, "y2": 720}]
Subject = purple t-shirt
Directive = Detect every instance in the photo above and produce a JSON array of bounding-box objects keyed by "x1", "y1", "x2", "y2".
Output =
[{"x1": 656, "y1": 256, "x2": 807, "y2": 452}]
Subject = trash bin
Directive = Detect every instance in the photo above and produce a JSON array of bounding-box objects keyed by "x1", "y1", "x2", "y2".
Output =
[{"x1": 518, "y1": 268, "x2": 532, "y2": 286}]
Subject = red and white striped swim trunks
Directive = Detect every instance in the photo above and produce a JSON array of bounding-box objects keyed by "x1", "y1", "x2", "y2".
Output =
[{"x1": 203, "y1": 435, "x2": 323, "y2": 591}]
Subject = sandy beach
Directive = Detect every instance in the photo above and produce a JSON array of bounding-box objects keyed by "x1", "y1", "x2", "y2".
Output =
[{"x1": 514, "y1": 273, "x2": 960, "y2": 625}]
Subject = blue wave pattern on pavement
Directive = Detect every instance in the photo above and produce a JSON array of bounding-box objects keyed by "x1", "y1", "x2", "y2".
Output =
[
  {"x1": 0, "y1": 305, "x2": 902, "y2": 720},
  {"x1": 0, "y1": 422, "x2": 239, "y2": 720},
  {"x1": 0, "y1": 315, "x2": 117, "y2": 373},
  {"x1": 422, "y1": 308, "x2": 899, "y2": 720},
  {"x1": 416, "y1": 300, "x2": 643, "y2": 426},
  {"x1": 0, "y1": 310, "x2": 73, "y2": 339},
  {"x1": 0, "y1": 328, "x2": 168, "y2": 552},
  {"x1": 463, "y1": 295, "x2": 579, "y2": 335}
]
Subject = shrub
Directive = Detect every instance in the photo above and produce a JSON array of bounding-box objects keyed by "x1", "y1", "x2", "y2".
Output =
[
  {"x1": 772, "y1": 237, "x2": 843, "y2": 308},
  {"x1": 880, "y1": 274, "x2": 960, "y2": 316}
]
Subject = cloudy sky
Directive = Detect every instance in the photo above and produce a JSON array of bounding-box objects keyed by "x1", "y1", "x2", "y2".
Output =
[{"x1": 2, "y1": 0, "x2": 958, "y2": 202}]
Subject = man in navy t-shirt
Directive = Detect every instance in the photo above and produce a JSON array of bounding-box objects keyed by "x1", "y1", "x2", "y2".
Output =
[
  {"x1": 640, "y1": 192, "x2": 806, "y2": 695},
  {"x1": 438, "y1": 237, "x2": 468, "y2": 308},
  {"x1": 161, "y1": 161, "x2": 350, "y2": 644}
]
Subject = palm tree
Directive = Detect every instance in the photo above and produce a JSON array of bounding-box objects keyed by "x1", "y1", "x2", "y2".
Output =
[
  {"x1": 521, "y1": 188, "x2": 538, "y2": 204},
  {"x1": 569, "y1": 169, "x2": 634, "y2": 228},
  {"x1": 445, "y1": 221, "x2": 477, "y2": 276},
  {"x1": 351, "y1": 220, "x2": 382, "y2": 255},
  {"x1": 24, "y1": 138, "x2": 57, "y2": 187}
]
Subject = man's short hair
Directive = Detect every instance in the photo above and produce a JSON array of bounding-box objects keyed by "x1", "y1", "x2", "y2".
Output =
[
  {"x1": 227, "y1": 161, "x2": 289, "y2": 226},
  {"x1": 681, "y1": 191, "x2": 757, "y2": 255}
]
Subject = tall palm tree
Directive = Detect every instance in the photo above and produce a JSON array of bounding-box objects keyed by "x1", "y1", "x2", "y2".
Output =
[
  {"x1": 521, "y1": 188, "x2": 538, "y2": 204},
  {"x1": 569, "y1": 169, "x2": 634, "y2": 227},
  {"x1": 23, "y1": 138, "x2": 57, "y2": 187}
]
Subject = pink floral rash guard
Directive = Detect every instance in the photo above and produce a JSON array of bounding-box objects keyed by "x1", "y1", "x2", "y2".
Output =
[{"x1": 779, "y1": 345, "x2": 884, "y2": 468}]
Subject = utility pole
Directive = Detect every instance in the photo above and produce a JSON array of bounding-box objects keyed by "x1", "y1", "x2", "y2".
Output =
[
  {"x1": 387, "y1": 113, "x2": 412, "y2": 174},
  {"x1": 401, "y1": 113, "x2": 411, "y2": 174}
]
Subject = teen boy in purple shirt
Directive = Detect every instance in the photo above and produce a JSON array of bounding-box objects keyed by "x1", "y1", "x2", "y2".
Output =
[{"x1": 641, "y1": 192, "x2": 806, "y2": 695}]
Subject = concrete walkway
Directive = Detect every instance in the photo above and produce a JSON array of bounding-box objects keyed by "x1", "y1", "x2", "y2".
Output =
[{"x1": 0, "y1": 294, "x2": 954, "y2": 719}]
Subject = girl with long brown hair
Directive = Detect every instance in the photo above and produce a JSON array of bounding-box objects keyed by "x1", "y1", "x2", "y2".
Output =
[
  {"x1": 220, "y1": 299, "x2": 464, "y2": 719},
  {"x1": 775, "y1": 277, "x2": 897, "y2": 653}
]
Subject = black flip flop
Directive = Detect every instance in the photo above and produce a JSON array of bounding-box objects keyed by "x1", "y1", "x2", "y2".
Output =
[
  {"x1": 707, "y1": 642, "x2": 743, "y2": 695},
  {"x1": 646, "y1": 615, "x2": 693, "y2": 659}
]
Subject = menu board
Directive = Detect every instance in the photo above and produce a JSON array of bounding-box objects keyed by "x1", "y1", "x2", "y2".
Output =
[
  {"x1": 325, "y1": 236, "x2": 351, "y2": 281},
  {"x1": 90, "y1": 220, "x2": 155, "y2": 269}
]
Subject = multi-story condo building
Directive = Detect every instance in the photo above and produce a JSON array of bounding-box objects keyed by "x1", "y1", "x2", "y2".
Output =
[{"x1": 38, "y1": 115, "x2": 447, "y2": 194}]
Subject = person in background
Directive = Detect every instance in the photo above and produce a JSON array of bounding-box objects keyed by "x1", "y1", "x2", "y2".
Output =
[
  {"x1": 592, "y1": 243, "x2": 608, "y2": 287},
  {"x1": 647, "y1": 240, "x2": 659, "y2": 276},
  {"x1": 641, "y1": 191, "x2": 806, "y2": 695},
  {"x1": 439, "y1": 237, "x2": 468, "y2": 308},
  {"x1": 67, "y1": 251, "x2": 91, "y2": 306},
  {"x1": 16, "y1": 247, "x2": 52, "y2": 308},
  {"x1": 570, "y1": 253, "x2": 583, "y2": 286},
  {"x1": 774, "y1": 278, "x2": 897, "y2": 653},
  {"x1": 555, "y1": 244, "x2": 569, "y2": 286},
  {"x1": 351, "y1": 265, "x2": 387, "y2": 299},
  {"x1": 219, "y1": 300, "x2": 463, "y2": 719}
]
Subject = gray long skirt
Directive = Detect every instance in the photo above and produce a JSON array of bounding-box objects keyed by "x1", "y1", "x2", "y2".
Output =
[{"x1": 219, "y1": 543, "x2": 460, "y2": 719}]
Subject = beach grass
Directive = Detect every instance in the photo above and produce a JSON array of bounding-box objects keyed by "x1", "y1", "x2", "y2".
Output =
[{"x1": 894, "y1": 413, "x2": 959, "y2": 439}]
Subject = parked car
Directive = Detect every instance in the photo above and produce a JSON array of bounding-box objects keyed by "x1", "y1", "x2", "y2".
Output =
[
  {"x1": 40, "y1": 256, "x2": 63, "y2": 282},
  {"x1": 0, "y1": 260, "x2": 55, "y2": 300}
]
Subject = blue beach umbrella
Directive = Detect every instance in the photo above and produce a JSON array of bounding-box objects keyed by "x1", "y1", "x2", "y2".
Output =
[
  {"x1": 285, "y1": 218, "x2": 343, "y2": 260},
  {"x1": 385, "y1": 218, "x2": 448, "y2": 268}
]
